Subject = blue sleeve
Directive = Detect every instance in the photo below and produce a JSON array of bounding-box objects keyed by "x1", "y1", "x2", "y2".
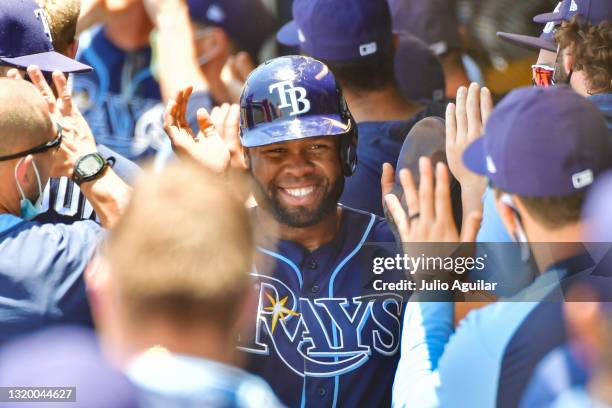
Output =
[
  {"x1": 39, "y1": 221, "x2": 105, "y2": 324},
  {"x1": 392, "y1": 302, "x2": 453, "y2": 407},
  {"x1": 0, "y1": 221, "x2": 104, "y2": 342}
]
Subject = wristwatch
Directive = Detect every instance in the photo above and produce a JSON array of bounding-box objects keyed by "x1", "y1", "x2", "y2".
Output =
[{"x1": 72, "y1": 153, "x2": 114, "y2": 185}]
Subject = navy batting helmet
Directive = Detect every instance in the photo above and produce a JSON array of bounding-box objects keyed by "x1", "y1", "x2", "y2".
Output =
[{"x1": 239, "y1": 55, "x2": 358, "y2": 176}]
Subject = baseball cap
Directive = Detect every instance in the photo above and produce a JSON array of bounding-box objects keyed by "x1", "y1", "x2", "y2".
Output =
[
  {"x1": 463, "y1": 86, "x2": 610, "y2": 197},
  {"x1": 186, "y1": 0, "x2": 277, "y2": 60},
  {"x1": 533, "y1": 0, "x2": 612, "y2": 25},
  {"x1": 276, "y1": 0, "x2": 393, "y2": 62},
  {"x1": 387, "y1": 0, "x2": 462, "y2": 56},
  {"x1": 394, "y1": 33, "x2": 446, "y2": 102},
  {"x1": 0, "y1": 0, "x2": 92, "y2": 73},
  {"x1": 497, "y1": 0, "x2": 565, "y2": 52}
]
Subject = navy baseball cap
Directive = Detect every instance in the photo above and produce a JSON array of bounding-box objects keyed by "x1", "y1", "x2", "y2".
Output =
[
  {"x1": 497, "y1": 0, "x2": 565, "y2": 52},
  {"x1": 394, "y1": 33, "x2": 446, "y2": 102},
  {"x1": 463, "y1": 86, "x2": 610, "y2": 197},
  {"x1": 387, "y1": 0, "x2": 462, "y2": 56},
  {"x1": 534, "y1": 0, "x2": 612, "y2": 25},
  {"x1": 276, "y1": 0, "x2": 393, "y2": 62},
  {"x1": 186, "y1": 0, "x2": 277, "y2": 60},
  {"x1": 0, "y1": 0, "x2": 92, "y2": 73}
]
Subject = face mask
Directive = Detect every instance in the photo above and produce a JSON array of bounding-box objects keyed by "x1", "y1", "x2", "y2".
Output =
[
  {"x1": 197, "y1": 51, "x2": 217, "y2": 67},
  {"x1": 14, "y1": 157, "x2": 44, "y2": 220},
  {"x1": 501, "y1": 194, "x2": 531, "y2": 262}
]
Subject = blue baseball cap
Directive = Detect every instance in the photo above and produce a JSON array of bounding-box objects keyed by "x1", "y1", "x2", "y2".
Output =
[
  {"x1": 497, "y1": 0, "x2": 566, "y2": 52},
  {"x1": 0, "y1": 0, "x2": 92, "y2": 73},
  {"x1": 276, "y1": 0, "x2": 393, "y2": 62},
  {"x1": 394, "y1": 33, "x2": 446, "y2": 102},
  {"x1": 463, "y1": 86, "x2": 610, "y2": 197},
  {"x1": 534, "y1": 0, "x2": 612, "y2": 25},
  {"x1": 186, "y1": 0, "x2": 277, "y2": 60}
]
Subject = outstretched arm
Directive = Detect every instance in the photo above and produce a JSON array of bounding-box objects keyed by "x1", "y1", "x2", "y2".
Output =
[
  {"x1": 28, "y1": 66, "x2": 131, "y2": 229},
  {"x1": 146, "y1": 0, "x2": 209, "y2": 102}
]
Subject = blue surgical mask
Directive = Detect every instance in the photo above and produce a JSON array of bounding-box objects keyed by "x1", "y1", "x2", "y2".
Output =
[{"x1": 14, "y1": 157, "x2": 44, "y2": 220}]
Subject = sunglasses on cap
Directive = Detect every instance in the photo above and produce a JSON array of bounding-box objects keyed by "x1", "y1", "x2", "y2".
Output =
[
  {"x1": 0, "y1": 123, "x2": 63, "y2": 162},
  {"x1": 531, "y1": 64, "x2": 556, "y2": 88}
]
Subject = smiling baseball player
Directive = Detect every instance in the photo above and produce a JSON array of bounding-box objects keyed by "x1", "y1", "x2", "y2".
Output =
[{"x1": 232, "y1": 55, "x2": 405, "y2": 408}]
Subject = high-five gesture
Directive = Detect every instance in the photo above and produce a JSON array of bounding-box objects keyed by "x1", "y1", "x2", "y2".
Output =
[
  {"x1": 384, "y1": 157, "x2": 482, "y2": 243},
  {"x1": 446, "y1": 83, "x2": 493, "y2": 217},
  {"x1": 24, "y1": 66, "x2": 97, "y2": 178},
  {"x1": 163, "y1": 87, "x2": 231, "y2": 174}
]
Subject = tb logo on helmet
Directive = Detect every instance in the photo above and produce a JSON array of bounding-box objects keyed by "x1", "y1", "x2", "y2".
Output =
[{"x1": 269, "y1": 80, "x2": 311, "y2": 116}]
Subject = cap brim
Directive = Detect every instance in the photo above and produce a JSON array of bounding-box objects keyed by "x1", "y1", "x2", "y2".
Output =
[
  {"x1": 497, "y1": 32, "x2": 557, "y2": 52},
  {"x1": 463, "y1": 138, "x2": 487, "y2": 176},
  {"x1": 276, "y1": 20, "x2": 300, "y2": 46},
  {"x1": 0, "y1": 51, "x2": 93, "y2": 74},
  {"x1": 533, "y1": 11, "x2": 563, "y2": 24},
  {"x1": 242, "y1": 115, "x2": 351, "y2": 148}
]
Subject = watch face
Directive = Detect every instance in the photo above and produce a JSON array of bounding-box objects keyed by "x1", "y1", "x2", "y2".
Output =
[{"x1": 77, "y1": 154, "x2": 104, "y2": 178}]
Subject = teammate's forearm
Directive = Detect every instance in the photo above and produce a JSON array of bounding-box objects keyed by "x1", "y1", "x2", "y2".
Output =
[
  {"x1": 155, "y1": 3, "x2": 209, "y2": 102},
  {"x1": 80, "y1": 168, "x2": 132, "y2": 229}
]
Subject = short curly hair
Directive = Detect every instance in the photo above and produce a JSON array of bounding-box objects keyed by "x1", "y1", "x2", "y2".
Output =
[{"x1": 555, "y1": 16, "x2": 612, "y2": 94}]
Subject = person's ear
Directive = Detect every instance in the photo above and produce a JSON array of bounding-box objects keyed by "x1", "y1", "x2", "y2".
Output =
[
  {"x1": 67, "y1": 40, "x2": 79, "y2": 59},
  {"x1": 494, "y1": 192, "x2": 518, "y2": 238},
  {"x1": 391, "y1": 33, "x2": 400, "y2": 54},
  {"x1": 562, "y1": 45, "x2": 575, "y2": 75},
  {"x1": 15, "y1": 155, "x2": 34, "y2": 186},
  {"x1": 242, "y1": 147, "x2": 251, "y2": 169}
]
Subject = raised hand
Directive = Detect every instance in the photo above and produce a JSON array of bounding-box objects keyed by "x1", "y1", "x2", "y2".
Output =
[
  {"x1": 384, "y1": 157, "x2": 482, "y2": 243},
  {"x1": 25, "y1": 66, "x2": 97, "y2": 178},
  {"x1": 211, "y1": 103, "x2": 246, "y2": 169},
  {"x1": 221, "y1": 52, "x2": 256, "y2": 103},
  {"x1": 446, "y1": 82, "x2": 493, "y2": 217},
  {"x1": 163, "y1": 87, "x2": 231, "y2": 174}
]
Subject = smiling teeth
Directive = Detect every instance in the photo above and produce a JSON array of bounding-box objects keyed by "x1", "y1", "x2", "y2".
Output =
[{"x1": 285, "y1": 187, "x2": 315, "y2": 197}]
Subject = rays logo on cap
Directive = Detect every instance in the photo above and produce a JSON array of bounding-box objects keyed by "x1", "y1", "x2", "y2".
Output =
[
  {"x1": 269, "y1": 80, "x2": 311, "y2": 116},
  {"x1": 34, "y1": 9, "x2": 52, "y2": 43},
  {"x1": 569, "y1": 0, "x2": 578, "y2": 12}
]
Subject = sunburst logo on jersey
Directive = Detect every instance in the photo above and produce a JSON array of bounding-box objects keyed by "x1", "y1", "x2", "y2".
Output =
[{"x1": 264, "y1": 292, "x2": 300, "y2": 334}]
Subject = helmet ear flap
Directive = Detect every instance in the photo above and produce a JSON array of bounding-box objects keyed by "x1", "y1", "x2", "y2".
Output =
[
  {"x1": 340, "y1": 120, "x2": 358, "y2": 177},
  {"x1": 337, "y1": 88, "x2": 357, "y2": 177}
]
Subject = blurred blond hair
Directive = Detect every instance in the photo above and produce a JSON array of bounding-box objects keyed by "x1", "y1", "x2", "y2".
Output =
[
  {"x1": 36, "y1": 0, "x2": 80, "y2": 55},
  {"x1": 105, "y1": 161, "x2": 255, "y2": 328}
]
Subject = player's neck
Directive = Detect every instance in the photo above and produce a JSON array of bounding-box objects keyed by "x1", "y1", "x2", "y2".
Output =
[
  {"x1": 257, "y1": 206, "x2": 343, "y2": 252},
  {"x1": 344, "y1": 86, "x2": 422, "y2": 122},
  {"x1": 122, "y1": 321, "x2": 239, "y2": 367}
]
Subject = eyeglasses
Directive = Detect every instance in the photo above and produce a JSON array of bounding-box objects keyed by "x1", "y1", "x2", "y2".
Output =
[
  {"x1": 531, "y1": 64, "x2": 556, "y2": 88},
  {"x1": 0, "y1": 123, "x2": 63, "y2": 162}
]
